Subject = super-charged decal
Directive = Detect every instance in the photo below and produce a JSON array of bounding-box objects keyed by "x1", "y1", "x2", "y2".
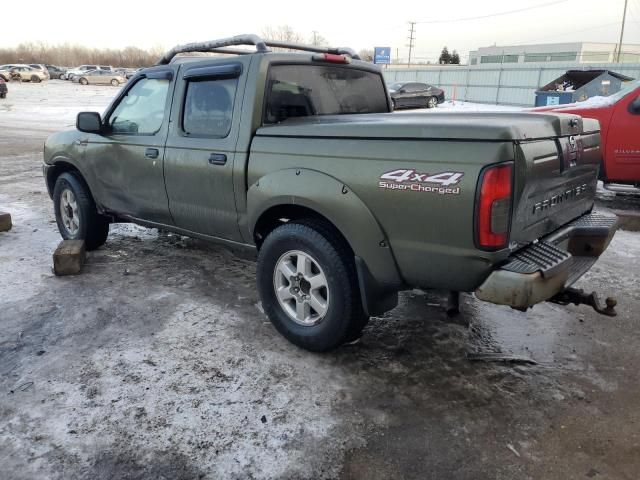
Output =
[{"x1": 379, "y1": 169, "x2": 464, "y2": 195}]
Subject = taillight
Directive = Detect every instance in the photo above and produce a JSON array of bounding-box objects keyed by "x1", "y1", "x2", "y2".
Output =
[
  {"x1": 475, "y1": 163, "x2": 513, "y2": 250},
  {"x1": 311, "y1": 53, "x2": 351, "y2": 64}
]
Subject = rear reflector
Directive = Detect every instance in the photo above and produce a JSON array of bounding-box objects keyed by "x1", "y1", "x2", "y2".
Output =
[
  {"x1": 312, "y1": 53, "x2": 351, "y2": 64},
  {"x1": 476, "y1": 163, "x2": 513, "y2": 250}
]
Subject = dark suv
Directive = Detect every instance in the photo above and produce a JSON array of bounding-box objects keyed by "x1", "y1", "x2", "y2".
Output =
[
  {"x1": 388, "y1": 82, "x2": 445, "y2": 109},
  {"x1": 45, "y1": 65, "x2": 67, "y2": 79}
]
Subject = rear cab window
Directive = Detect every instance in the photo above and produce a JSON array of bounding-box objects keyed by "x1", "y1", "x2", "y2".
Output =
[
  {"x1": 182, "y1": 78, "x2": 238, "y2": 138},
  {"x1": 264, "y1": 64, "x2": 389, "y2": 124}
]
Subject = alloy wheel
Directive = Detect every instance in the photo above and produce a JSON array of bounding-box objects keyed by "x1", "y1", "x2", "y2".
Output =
[{"x1": 273, "y1": 250, "x2": 329, "y2": 326}]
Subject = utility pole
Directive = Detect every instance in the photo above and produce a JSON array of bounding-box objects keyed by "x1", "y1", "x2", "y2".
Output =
[
  {"x1": 407, "y1": 21, "x2": 416, "y2": 67},
  {"x1": 616, "y1": 0, "x2": 628, "y2": 63}
]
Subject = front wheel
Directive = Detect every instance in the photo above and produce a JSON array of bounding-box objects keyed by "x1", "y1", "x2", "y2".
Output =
[
  {"x1": 53, "y1": 172, "x2": 109, "y2": 250},
  {"x1": 110, "y1": 78, "x2": 119, "y2": 86},
  {"x1": 257, "y1": 220, "x2": 368, "y2": 352},
  {"x1": 79, "y1": 77, "x2": 88, "y2": 85},
  {"x1": 427, "y1": 96, "x2": 438, "y2": 108}
]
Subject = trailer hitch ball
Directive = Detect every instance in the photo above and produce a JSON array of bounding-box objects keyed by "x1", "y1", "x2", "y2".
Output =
[{"x1": 549, "y1": 287, "x2": 618, "y2": 317}]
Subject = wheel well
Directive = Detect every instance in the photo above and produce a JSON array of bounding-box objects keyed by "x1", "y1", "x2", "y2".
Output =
[
  {"x1": 253, "y1": 205, "x2": 353, "y2": 254},
  {"x1": 46, "y1": 162, "x2": 83, "y2": 195}
]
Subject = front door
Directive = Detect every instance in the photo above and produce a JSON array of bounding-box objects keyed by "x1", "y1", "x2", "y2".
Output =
[
  {"x1": 82, "y1": 71, "x2": 175, "y2": 224},
  {"x1": 163, "y1": 60, "x2": 249, "y2": 242},
  {"x1": 607, "y1": 91, "x2": 640, "y2": 183}
]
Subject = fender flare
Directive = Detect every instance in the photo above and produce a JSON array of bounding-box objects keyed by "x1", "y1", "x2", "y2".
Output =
[{"x1": 247, "y1": 168, "x2": 402, "y2": 315}]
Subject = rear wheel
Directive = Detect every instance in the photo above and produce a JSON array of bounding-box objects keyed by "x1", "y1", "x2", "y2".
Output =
[
  {"x1": 31, "y1": 75, "x2": 41, "y2": 83},
  {"x1": 79, "y1": 77, "x2": 88, "y2": 85},
  {"x1": 53, "y1": 172, "x2": 109, "y2": 250},
  {"x1": 257, "y1": 220, "x2": 368, "y2": 352},
  {"x1": 110, "y1": 78, "x2": 119, "y2": 86}
]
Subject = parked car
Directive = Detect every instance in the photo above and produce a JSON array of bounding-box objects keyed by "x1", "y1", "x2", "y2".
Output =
[
  {"x1": 0, "y1": 77, "x2": 7, "y2": 98},
  {"x1": 8, "y1": 66, "x2": 48, "y2": 83},
  {"x1": 28, "y1": 64, "x2": 51, "y2": 79},
  {"x1": 45, "y1": 64, "x2": 67, "y2": 79},
  {"x1": 532, "y1": 79, "x2": 640, "y2": 188},
  {"x1": 65, "y1": 65, "x2": 113, "y2": 80},
  {"x1": 43, "y1": 34, "x2": 617, "y2": 352},
  {"x1": 388, "y1": 82, "x2": 445, "y2": 109},
  {"x1": 0, "y1": 64, "x2": 27, "y2": 81},
  {"x1": 0, "y1": 67, "x2": 11, "y2": 82},
  {"x1": 77, "y1": 69, "x2": 127, "y2": 86}
]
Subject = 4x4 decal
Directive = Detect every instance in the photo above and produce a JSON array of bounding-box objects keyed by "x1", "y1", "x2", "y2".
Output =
[{"x1": 379, "y1": 169, "x2": 464, "y2": 195}]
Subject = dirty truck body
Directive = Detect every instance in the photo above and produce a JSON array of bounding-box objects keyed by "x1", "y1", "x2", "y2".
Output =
[{"x1": 43, "y1": 36, "x2": 617, "y2": 351}]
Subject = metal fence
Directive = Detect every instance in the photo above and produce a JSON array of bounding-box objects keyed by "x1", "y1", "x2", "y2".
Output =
[{"x1": 382, "y1": 63, "x2": 640, "y2": 107}]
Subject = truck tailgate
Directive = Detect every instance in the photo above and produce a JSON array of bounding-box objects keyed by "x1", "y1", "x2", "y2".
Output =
[{"x1": 510, "y1": 127, "x2": 601, "y2": 245}]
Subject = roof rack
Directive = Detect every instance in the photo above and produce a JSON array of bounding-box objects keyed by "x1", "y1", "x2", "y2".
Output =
[{"x1": 155, "y1": 34, "x2": 361, "y2": 65}]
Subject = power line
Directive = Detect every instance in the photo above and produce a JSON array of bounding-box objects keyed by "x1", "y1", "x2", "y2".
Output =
[
  {"x1": 414, "y1": 0, "x2": 572, "y2": 24},
  {"x1": 508, "y1": 21, "x2": 622, "y2": 45}
]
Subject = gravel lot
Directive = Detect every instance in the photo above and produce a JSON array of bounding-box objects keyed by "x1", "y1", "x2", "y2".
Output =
[{"x1": 1, "y1": 81, "x2": 640, "y2": 480}]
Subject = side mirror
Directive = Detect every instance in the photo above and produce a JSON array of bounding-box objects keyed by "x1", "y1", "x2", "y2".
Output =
[
  {"x1": 399, "y1": 88, "x2": 406, "y2": 93},
  {"x1": 629, "y1": 96, "x2": 640, "y2": 115},
  {"x1": 76, "y1": 112, "x2": 103, "y2": 133}
]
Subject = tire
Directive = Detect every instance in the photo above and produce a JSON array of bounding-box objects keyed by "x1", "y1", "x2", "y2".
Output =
[
  {"x1": 79, "y1": 78, "x2": 88, "y2": 85},
  {"x1": 391, "y1": 99, "x2": 396, "y2": 110},
  {"x1": 31, "y1": 75, "x2": 41, "y2": 83},
  {"x1": 257, "y1": 219, "x2": 369, "y2": 352},
  {"x1": 53, "y1": 172, "x2": 109, "y2": 250},
  {"x1": 110, "y1": 79, "x2": 119, "y2": 87},
  {"x1": 0, "y1": 93, "x2": 6, "y2": 99},
  {"x1": 427, "y1": 96, "x2": 438, "y2": 108}
]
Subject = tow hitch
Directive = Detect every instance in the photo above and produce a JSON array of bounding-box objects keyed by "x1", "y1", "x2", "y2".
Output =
[{"x1": 549, "y1": 287, "x2": 617, "y2": 317}]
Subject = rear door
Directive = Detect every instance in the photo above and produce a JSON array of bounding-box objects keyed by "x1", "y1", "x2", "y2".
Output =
[
  {"x1": 163, "y1": 58, "x2": 250, "y2": 242},
  {"x1": 82, "y1": 69, "x2": 175, "y2": 224}
]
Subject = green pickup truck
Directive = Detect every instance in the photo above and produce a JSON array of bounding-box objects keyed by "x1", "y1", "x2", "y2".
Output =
[{"x1": 43, "y1": 35, "x2": 618, "y2": 351}]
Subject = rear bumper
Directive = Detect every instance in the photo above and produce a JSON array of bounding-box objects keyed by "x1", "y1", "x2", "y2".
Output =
[{"x1": 475, "y1": 211, "x2": 618, "y2": 308}]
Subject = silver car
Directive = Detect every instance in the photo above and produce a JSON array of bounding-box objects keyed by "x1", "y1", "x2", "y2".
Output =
[{"x1": 77, "y1": 70, "x2": 126, "y2": 86}]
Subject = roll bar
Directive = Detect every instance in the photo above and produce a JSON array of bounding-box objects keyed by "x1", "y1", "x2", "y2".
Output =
[{"x1": 156, "y1": 33, "x2": 361, "y2": 65}]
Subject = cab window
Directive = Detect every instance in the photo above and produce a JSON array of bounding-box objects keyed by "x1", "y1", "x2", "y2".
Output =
[
  {"x1": 182, "y1": 78, "x2": 237, "y2": 138},
  {"x1": 264, "y1": 65, "x2": 388, "y2": 124},
  {"x1": 108, "y1": 78, "x2": 170, "y2": 135}
]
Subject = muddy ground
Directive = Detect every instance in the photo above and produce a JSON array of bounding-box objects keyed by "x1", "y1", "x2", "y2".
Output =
[{"x1": 1, "y1": 81, "x2": 639, "y2": 480}]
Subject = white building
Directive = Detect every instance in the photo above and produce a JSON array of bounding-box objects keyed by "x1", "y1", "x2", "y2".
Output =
[{"x1": 468, "y1": 42, "x2": 640, "y2": 65}]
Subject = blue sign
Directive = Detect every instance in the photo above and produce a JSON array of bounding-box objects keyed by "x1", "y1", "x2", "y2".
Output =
[{"x1": 374, "y1": 47, "x2": 391, "y2": 64}]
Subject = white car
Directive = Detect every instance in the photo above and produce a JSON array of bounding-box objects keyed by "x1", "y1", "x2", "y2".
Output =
[{"x1": 65, "y1": 65, "x2": 113, "y2": 81}]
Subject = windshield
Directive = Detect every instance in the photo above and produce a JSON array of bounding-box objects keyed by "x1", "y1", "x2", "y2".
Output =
[
  {"x1": 264, "y1": 65, "x2": 389, "y2": 124},
  {"x1": 606, "y1": 79, "x2": 640, "y2": 103},
  {"x1": 388, "y1": 82, "x2": 403, "y2": 91}
]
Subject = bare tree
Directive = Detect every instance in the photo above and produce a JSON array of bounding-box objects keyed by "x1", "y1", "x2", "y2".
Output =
[
  {"x1": 358, "y1": 49, "x2": 374, "y2": 62},
  {"x1": 309, "y1": 31, "x2": 329, "y2": 47},
  {"x1": 0, "y1": 42, "x2": 163, "y2": 67},
  {"x1": 261, "y1": 25, "x2": 305, "y2": 51}
]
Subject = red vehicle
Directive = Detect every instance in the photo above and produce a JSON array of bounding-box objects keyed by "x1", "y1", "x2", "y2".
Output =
[{"x1": 533, "y1": 80, "x2": 640, "y2": 187}]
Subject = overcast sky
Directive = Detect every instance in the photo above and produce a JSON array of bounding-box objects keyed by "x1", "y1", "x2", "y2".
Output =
[{"x1": 4, "y1": 0, "x2": 640, "y2": 62}]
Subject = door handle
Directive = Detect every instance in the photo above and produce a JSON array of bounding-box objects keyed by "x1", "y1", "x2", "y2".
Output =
[
  {"x1": 145, "y1": 148, "x2": 159, "y2": 159},
  {"x1": 208, "y1": 153, "x2": 227, "y2": 165},
  {"x1": 74, "y1": 139, "x2": 88, "y2": 146}
]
